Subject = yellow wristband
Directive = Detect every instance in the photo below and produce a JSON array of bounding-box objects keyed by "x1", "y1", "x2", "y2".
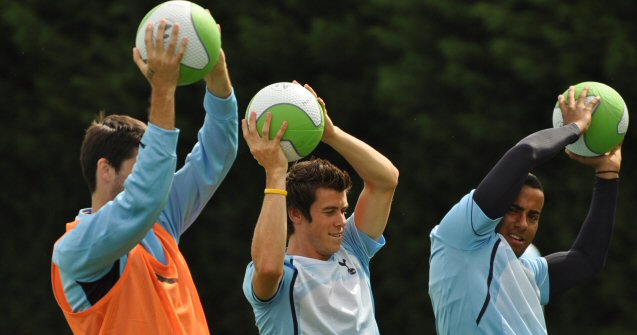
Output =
[{"x1": 264, "y1": 188, "x2": 288, "y2": 196}]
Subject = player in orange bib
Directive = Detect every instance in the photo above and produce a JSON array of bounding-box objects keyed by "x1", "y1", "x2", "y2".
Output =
[{"x1": 51, "y1": 20, "x2": 237, "y2": 334}]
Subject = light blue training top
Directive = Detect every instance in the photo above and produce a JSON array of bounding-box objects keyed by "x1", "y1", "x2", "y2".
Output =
[
  {"x1": 52, "y1": 88, "x2": 238, "y2": 312},
  {"x1": 429, "y1": 190, "x2": 550, "y2": 335},
  {"x1": 243, "y1": 215, "x2": 385, "y2": 335}
]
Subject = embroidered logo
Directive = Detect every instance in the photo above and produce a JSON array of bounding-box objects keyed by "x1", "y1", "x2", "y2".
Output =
[{"x1": 338, "y1": 259, "x2": 357, "y2": 275}]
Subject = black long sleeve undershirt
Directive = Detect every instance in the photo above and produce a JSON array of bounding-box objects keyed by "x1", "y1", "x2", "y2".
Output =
[
  {"x1": 545, "y1": 178, "x2": 618, "y2": 297},
  {"x1": 474, "y1": 123, "x2": 581, "y2": 219}
]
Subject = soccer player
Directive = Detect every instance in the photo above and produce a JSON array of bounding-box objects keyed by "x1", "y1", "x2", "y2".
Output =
[
  {"x1": 51, "y1": 21, "x2": 238, "y2": 334},
  {"x1": 428, "y1": 86, "x2": 622, "y2": 334},
  {"x1": 241, "y1": 82, "x2": 399, "y2": 334}
]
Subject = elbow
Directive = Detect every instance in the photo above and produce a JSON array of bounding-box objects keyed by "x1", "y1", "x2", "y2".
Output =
[
  {"x1": 53, "y1": 246, "x2": 86, "y2": 277},
  {"x1": 510, "y1": 142, "x2": 538, "y2": 162},
  {"x1": 389, "y1": 165, "x2": 400, "y2": 188},
  {"x1": 252, "y1": 251, "x2": 284, "y2": 280},
  {"x1": 379, "y1": 164, "x2": 400, "y2": 190},
  {"x1": 254, "y1": 261, "x2": 284, "y2": 282}
]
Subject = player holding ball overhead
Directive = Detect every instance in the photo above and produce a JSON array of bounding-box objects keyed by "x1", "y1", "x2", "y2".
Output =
[
  {"x1": 428, "y1": 86, "x2": 623, "y2": 334},
  {"x1": 242, "y1": 82, "x2": 399, "y2": 334},
  {"x1": 51, "y1": 15, "x2": 237, "y2": 334}
]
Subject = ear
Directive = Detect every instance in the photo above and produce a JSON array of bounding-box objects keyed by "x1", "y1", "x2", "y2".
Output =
[
  {"x1": 288, "y1": 208, "x2": 303, "y2": 225},
  {"x1": 96, "y1": 158, "x2": 115, "y2": 186}
]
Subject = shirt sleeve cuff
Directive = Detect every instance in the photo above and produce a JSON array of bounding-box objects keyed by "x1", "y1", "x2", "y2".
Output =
[
  {"x1": 204, "y1": 88, "x2": 238, "y2": 120},
  {"x1": 144, "y1": 122, "x2": 180, "y2": 154}
]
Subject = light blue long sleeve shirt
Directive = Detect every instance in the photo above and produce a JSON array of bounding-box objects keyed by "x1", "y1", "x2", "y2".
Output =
[{"x1": 53, "y1": 88, "x2": 238, "y2": 312}]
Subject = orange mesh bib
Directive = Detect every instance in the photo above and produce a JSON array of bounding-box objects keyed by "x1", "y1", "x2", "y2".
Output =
[{"x1": 52, "y1": 222, "x2": 209, "y2": 335}]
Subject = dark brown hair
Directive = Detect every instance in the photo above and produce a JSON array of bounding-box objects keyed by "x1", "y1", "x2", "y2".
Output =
[
  {"x1": 80, "y1": 113, "x2": 146, "y2": 194},
  {"x1": 286, "y1": 157, "x2": 352, "y2": 234}
]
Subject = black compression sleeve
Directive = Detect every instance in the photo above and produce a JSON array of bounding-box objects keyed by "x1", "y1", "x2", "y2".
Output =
[
  {"x1": 546, "y1": 177, "x2": 619, "y2": 297},
  {"x1": 474, "y1": 124, "x2": 581, "y2": 219}
]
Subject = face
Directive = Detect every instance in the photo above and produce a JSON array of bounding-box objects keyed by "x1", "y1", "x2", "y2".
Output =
[
  {"x1": 497, "y1": 185, "x2": 544, "y2": 257},
  {"x1": 294, "y1": 187, "x2": 348, "y2": 260}
]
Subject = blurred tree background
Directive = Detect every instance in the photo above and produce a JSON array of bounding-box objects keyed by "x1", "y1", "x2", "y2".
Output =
[{"x1": 1, "y1": 0, "x2": 636, "y2": 333}]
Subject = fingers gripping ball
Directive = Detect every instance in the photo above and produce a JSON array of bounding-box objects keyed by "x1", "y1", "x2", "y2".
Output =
[
  {"x1": 135, "y1": 0, "x2": 221, "y2": 85},
  {"x1": 246, "y1": 82, "x2": 325, "y2": 162},
  {"x1": 552, "y1": 81, "x2": 629, "y2": 156}
]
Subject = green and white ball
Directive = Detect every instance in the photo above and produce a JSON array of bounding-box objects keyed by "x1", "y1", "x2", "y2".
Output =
[
  {"x1": 552, "y1": 81, "x2": 628, "y2": 156},
  {"x1": 135, "y1": 0, "x2": 221, "y2": 86},
  {"x1": 246, "y1": 82, "x2": 325, "y2": 162}
]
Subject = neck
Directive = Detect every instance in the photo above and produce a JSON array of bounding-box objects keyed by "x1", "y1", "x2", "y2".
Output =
[
  {"x1": 91, "y1": 190, "x2": 113, "y2": 213},
  {"x1": 287, "y1": 235, "x2": 330, "y2": 261}
]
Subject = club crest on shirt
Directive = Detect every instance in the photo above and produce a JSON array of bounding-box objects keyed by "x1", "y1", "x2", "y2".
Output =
[{"x1": 338, "y1": 259, "x2": 357, "y2": 275}]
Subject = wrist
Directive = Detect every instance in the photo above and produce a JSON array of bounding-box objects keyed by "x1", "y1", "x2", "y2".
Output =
[
  {"x1": 572, "y1": 120, "x2": 589, "y2": 134},
  {"x1": 595, "y1": 170, "x2": 620, "y2": 179},
  {"x1": 321, "y1": 126, "x2": 340, "y2": 145},
  {"x1": 264, "y1": 188, "x2": 287, "y2": 196},
  {"x1": 151, "y1": 86, "x2": 177, "y2": 98},
  {"x1": 265, "y1": 169, "x2": 287, "y2": 185},
  {"x1": 204, "y1": 67, "x2": 232, "y2": 95}
]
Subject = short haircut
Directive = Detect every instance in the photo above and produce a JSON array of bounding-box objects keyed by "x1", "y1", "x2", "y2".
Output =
[
  {"x1": 80, "y1": 113, "x2": 146, "y2": 194},
  {"x1": 524, "y1": 173, "x2": 544, "y2": 192},
  {"x1": 286, "y1": 157, "x2": 352, "y2": 234}
]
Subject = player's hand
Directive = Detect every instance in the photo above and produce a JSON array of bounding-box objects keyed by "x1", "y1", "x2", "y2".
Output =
[
  {"x1": 203, "y1": 24, "x2": 232, "y2": 98},
  {"x1": 566, "y1": 144, "x2": 622, "y2": 179},
  {"x1": 242, "y1": 111, "x2": 288, "y2": 175},
  {"x1": 293, "y1": 80, "x2": 335, "y2": 141},
  {"x1": 558, "y1": 86, "x2": 599, "y2": 134},
  {"x1": 133, "y1": 19, "x2": 186, "y2": 90}
]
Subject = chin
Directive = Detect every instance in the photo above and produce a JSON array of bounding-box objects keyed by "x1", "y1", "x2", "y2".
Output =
[{"x1": 326, "y1": 245, "x2": 341, "y2": 256}]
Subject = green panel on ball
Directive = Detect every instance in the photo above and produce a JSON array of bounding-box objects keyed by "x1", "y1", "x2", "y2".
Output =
[
  {"x1": 556, "y1": 81, "x2": 627, "y2": 154},
  {"x1": 178, "y1": 2, "x2": 220, "y2": 85},
  {"x1": 580, "y1": 82, "x2": 626, "y2": 153},
  {"x1": 256, "y1": 104, "x2": 324, "y2": 157}
]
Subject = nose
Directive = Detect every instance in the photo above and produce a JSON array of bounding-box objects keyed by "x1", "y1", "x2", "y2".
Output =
[
  {"x1": 514, "y1": 213, "x2": 528, "y2": 230},
  {"x1": 336, "y1": 213, "x2": 346, "y2": 227}
]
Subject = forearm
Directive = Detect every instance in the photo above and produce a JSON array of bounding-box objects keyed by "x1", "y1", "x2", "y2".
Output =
[
  {"x1": 322, "y1": 126, "x2": 398, "y2": 189},
  {"x1": 148, "y1": 86, "x2": 176, "y2": 130},
  {"x1": 546, "y1": 177, "x2": 619, "y2": 297},
  {"x1": 196, "y1": 89, "x2": 239, "y2": 180},
  {"x1": 250, "y1": 171, "x2": 287, "y2": 299},
  {"x1": 474, "y1": 124, "x2": 581, "y2": 219},
  {"x1": 162, "y1": 90, "x2": 238, "y2": 237}
]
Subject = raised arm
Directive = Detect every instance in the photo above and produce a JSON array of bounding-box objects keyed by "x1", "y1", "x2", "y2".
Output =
[
  {"x1": 53, "y1": 20, "x2": 185, "y2": 279},
  {"x1": 135, "y1": 19, "x2": 186, "y2": 130},
  {"x1": 474, "y1": 86, "x2": 599, "y2": 221},
  {"x1": 159, "y1": 48, "x2": 239, "y2": 239},
  {"x1": 302, "y1": 83, "x2": 399, "y2": 240},
  {"x1": 546, "y1": 145, "x2": 621, "y2": 297},
  {"x1": 243, "y1": 111, "x2": 290, "y2": 300}
]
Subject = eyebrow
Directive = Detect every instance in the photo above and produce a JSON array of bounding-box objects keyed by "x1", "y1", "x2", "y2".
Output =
[
  {"x1": 510, "y1": 204, "x2": 523, "y2": 211},
  {"x1": 511, "y1": 204, "x2": 541, "y2": 216},
  {"x1": 321, "y1": 205, "x2": 348, "y2": 212}
]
